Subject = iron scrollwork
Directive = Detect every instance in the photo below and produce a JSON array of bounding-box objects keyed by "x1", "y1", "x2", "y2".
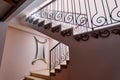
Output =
[
  {"x1": 91, "y1": 30, "x2": 110, "y2": 38},
  {"x1": 99, "y1": 30, "x2": 110, "y2": 38},
  {"x1": 64, "y1": 13, "x2": 74, "y2": 23},
  {"x1": 91, "y1": 32, "x2": 99, "y2": 39},
  {"x1": 48, "y1": 10, "x2": 55, "y2": 19},
  {"x1": 111, "y1": 0, "x2": 120, "y2": 21},
  {"x1": 112, "y1": 29, "x2": 120, "y2": 35},
  {"x1": 55, "y1": 11, "x2": 63, "y2": 21},
  {"x1": 76, "y1": 15, "x2": 88, "y2": 27},
  {"x1": 74, "y1": 34, "x2": 89, "y2": 41}
]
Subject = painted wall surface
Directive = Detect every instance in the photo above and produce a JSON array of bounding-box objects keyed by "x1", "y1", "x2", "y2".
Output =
[
  {"x1": 49, "y1": 39, "x2": 59, "y2": 50},
  {"x1": 0, "y1": 27, "x2": 49, "y2": 80},
  {"x1": 69, "y1": 31, "x2": 120, "y2": 80},
  {"x1": 0, "y1": 22, "x2": 7, "y2": 67}
]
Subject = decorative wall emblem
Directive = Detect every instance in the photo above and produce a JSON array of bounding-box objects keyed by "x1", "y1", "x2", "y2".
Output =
[{"x1": 32, "y1": 36, "x2": 47, "y2": 65}]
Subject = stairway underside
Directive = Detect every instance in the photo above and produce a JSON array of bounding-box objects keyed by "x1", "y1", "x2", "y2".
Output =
[{"x1": 25, "y1": 18, "x2": 120, "y2": 46}]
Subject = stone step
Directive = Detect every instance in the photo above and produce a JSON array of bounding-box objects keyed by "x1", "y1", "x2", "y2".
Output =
[
  {"x1": 30, "y1": 70, "x2": 50, "y2": 80},
  {"x1": 25, "y1": 75, "x2": 47, "y2": 80}
]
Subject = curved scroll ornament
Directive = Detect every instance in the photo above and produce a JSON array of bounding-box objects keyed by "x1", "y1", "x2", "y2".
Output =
[
  {"x1": 111, "y1": 0, "x2": 120, "y2": 21},
  {"x1": 77, "y1": 15, "x2": 88, "y2": 26},
  {"x1": 91, "y1": 32, "x2": 99, "y2": 39},
  {"x1": 91, "y1": 0, "x2": 107, "y2": 26},
  {"x1": 99, "y1": 30, "x2": 110, "y2": 38},
  {"x1": 64, "y1": 13, "x2": 74, "y2": 23},
  {"x1": 55, "y1": 11, "x2": 63, "y2": 21},
  {"x1": 41, "y1": 10, "x2": 48, "y2": 18},
  {"x1": 47, "y1": 11, "x2": 55, "y2": 19},
  {"x1": 81, "y1": 34, "x2": 89, "y2": 41},
  {"x1": 32, "y1": 36, "x2": 47, "y2": 65},
  {"x1": 74, "y1": 35, "x2": 81, "y2": 41},
  {"x1": 92, "y1": 14, "x2": 107, "y2": 26},
  {"x1": 112, "y1": 29, "x2": 120, "y2": 35},
  {"x1": 74, "y1": 34, "x2": 89, "y2": 41}
]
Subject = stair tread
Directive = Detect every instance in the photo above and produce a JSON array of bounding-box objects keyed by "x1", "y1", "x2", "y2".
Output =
[
  {"x1": 44, "y1": 20, "x2": 52, "y2": 24},
  {"x1": 52, "y1": 23, "x2": 61, "y2": 27},
  {"x1": 50, "y1": 69, "x2": 55, "y2": 73},
  {"x1": 55, "y1": 65, "x2": 61, "y2": 69},
  {"x1": 31, "y1": 70, "x2": 50, "y2": 76},
  {"x1": 25, "y1": 75, "x2": 46, "y2": 80},
  {"x1": 61, "y1": 61, "x2": 67, "y2": 65}
]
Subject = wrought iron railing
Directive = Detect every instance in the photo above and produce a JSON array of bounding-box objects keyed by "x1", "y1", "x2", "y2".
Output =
[
  {"x1": 49, "y1": 42, "x2": 69, "y2": 71},
  {"x1": 26, "y1": 0, "x2": 120, "y2": 34}
]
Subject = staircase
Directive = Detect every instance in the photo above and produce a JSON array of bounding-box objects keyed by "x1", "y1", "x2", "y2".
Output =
[
  {"x1": 24, "y1": 61, "x2": 70, "y2": 80},
  {"x1": 24, "y1": 43, "x2": 70, "y2": 80},
  {"x1": 24, "y1": 0, "x2": 120, "y2": 46},
  {"x1": 23, "y1": 0, "x2": 120, "y2": 80}
]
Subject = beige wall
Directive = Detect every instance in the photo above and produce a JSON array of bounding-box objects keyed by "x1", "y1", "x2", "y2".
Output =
[
  {"x1": 0, "y1": 22, "x2": 7, "y2": 67},
  {"x1": 0, "y1": 27, "x2": 49, "y2": 80}
]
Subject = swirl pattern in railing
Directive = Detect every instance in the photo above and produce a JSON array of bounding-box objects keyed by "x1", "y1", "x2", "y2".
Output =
[
  {"x1": 27, "y1": 0, "x2": 120, "y2": 34},
  {"x1": 50, "y1": 43, "x2": 69, "y2": 71}
]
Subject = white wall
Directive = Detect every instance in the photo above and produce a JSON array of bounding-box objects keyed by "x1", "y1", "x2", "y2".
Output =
[
  {"x1": 49, "y1": 39, "x2": 59, "y2": 50},
  {"x1": 0, "y1": 27, "x2": 49, "y2": 80},
  {"x1": 0, "y1": 22, "x2": 7, "y2": 67}
]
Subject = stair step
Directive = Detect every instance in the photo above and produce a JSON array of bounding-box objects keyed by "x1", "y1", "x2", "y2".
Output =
[
  {"x1": 51, "y1": 25, "x2": 61, "y2": 33},
  {"x1": 55, "y1": 65, "x2": 61, "y2": 69},
  {"x1": 61, "y1": 61, "x2": 67, "y2": 65},
  {"x1": 31, "y1": 70, "x2": 50, "y2": 80},
  {"x1": 25, "y1": 75, "x2": 46, "y2": 80},
  {"x1": 61, "y1": 28, "x2": 73, "y2": 36},
  {"x1": 66, "y1": 60, "x2": 70, "y2": 64},
  {"x1": 44, "y1": 22, "x2": 52, "y2": 29},
  {"x1": 60, "y1": 61, "x2": 68, "y2": 69},
  {"x1": 38, "y1": 21, "x2": 45, "y2": 27},
  {"x1": 33, "y1": 19, "x2": 39, "y2": 25},
  {"x1": 50, "y1": 69, "x2": 55, "y2": 73},
  {"x1": 55, "y1": 68, "x2": 61, "y2": 73},
  {"x1": 50, "y1": 69, "x2": 56, "y2": 76}
]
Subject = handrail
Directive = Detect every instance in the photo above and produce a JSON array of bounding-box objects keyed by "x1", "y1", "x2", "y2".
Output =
[
  {"x1": 39, "y1": 0, "x2": 56, "y2": 10},
  {"x1": 32, "y1": 0, "x2": 56, "y2": 16},
  {"x1": 49, "y1": 42, "x2": 69, "y2": 72},
  {"x1": 27, "y1": 0, "x2": 120, "y2": 35},
  {"x1": 49, "y1": 42, "x2": 61, "y2": 73}
]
